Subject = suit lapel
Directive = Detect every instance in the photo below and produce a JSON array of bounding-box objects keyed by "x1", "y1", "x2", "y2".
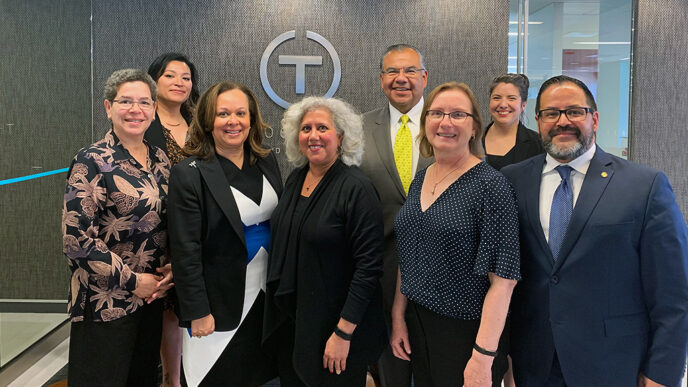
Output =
[
  {"x1": 197, "y1": 157, "x2": 246, "y2": 246},
  {"x1": 256, "y1": 153, "x2": 283, "y2": 198},
  {"x1": 523, "y1": 154, "x2": 555, "y2": 270},
  {"x1": 553, "y1": 148, "x2": 614, "y2": 272},
  {"x1": 372, "y1": 107, "x2": 406, "y2": 198}
]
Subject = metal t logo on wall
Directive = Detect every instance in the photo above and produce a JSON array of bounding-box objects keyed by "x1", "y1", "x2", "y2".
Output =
[{"x1": 260, "y1": 30, "x2": 341, "y2": 108}]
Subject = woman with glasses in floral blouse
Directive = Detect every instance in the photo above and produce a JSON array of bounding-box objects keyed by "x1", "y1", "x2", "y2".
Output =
[{"x1": 63, "y1": 68, "x2": 174, "y2": 386}]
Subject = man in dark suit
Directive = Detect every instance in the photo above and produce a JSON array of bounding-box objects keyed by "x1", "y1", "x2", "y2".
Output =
[
  {"x1": 359, "y1": 44, "x2": 434, "y2": 387},
  {"x1": 501, "y1": 75, "x2": 688, "y2": 387}
]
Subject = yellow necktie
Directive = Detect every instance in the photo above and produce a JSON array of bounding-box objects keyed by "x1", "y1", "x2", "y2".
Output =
[{"x1": 394, "y1": 114, "x2": 412, "y2": 194}]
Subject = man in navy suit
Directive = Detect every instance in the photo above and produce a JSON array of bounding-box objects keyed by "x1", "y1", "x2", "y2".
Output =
[{"x1": 501, "y1": 75, "x2": 688, "y2": 387}]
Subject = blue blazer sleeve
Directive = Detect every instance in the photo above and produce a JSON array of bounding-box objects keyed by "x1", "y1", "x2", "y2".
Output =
[{"x1": 639, "y1": 171, "x2": 688, "y2": 385}]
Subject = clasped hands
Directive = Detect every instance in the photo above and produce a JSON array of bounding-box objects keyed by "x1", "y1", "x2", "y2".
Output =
[{"x1": 131, "y1": 263, "x2": 174, "y2": 303}]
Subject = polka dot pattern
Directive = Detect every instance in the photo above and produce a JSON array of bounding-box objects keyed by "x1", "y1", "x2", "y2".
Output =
[{"x1": 394, "y1": 162, "x2": 521, "y2": 320}]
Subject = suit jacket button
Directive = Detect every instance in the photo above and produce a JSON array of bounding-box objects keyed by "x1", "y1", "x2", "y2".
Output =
[{"x1": 551, "y1": 275, "x2": 559, "y2": 284}]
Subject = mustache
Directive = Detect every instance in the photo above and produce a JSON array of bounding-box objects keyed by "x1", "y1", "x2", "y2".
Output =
[{"x1": 548, "y1": 125, "x2": 581, "y2": 137}]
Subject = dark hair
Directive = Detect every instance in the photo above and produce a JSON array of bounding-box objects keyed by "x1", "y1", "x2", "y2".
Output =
[
  {"x1": 103, "y1": 69, "x2": 156, "y2": 102},
  {"x1": 419, "y1": 82, "x2": 485, "y2": 159},
  {"x1": 379, "y1": 44, "x2": 426, "y2": 70},
  {"x1": 489, "y1": 73, "x2": 529, "y2": 102},
  {"x1": 147, "y1": 53, "x2": 200, "y2": 122},
  {"x1": 535, "y1": 75, "x2": 597, "y2": 113},
  {"x1": 184, "y1": 81, "x2": 270, "y2": 163}
]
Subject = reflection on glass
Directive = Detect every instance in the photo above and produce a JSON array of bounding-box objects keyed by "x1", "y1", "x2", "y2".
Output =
[{"x1": 509, "y1": 0, "x2": 632, "y2": 158}]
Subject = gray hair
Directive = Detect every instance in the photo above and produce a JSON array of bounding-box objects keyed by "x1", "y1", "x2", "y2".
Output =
[
  {"x1": 379, "y1": 44, "x2": 426, "y2": 70},
  {"x1": 281, "y1": 97, "x2": 364, "y2": 167},
  {"x1": 103, "y1": 69, "x2": 157, "y2": 102}
]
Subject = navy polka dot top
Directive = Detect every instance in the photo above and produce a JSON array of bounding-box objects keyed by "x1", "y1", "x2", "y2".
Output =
[{"x1": 394, "y1": 162, "x2": 521, "y2": 320}]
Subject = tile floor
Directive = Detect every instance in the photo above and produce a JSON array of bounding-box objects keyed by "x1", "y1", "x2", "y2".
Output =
[
  {"x1": 4, "y1": 330, "x2": 687, "y2": 386},
  {"x1": 0, "y1": 312, "x2": 67, "y2": 367}
]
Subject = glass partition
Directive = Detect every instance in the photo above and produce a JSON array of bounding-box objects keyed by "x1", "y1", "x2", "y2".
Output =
[{"x1": 509, "y1": 0, "x2": 633, "y2": 158}]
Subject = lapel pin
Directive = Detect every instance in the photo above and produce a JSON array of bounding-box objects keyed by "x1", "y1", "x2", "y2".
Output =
[
  {"x1": 601, "y1": 171, "x2": 608, "y2": 178},
  {"x1": 189, "y1": 161, "x2": 197, "y2": 168}
]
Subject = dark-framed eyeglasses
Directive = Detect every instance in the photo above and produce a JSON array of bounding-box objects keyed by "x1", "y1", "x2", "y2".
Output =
[
  {"x1": 537, "y1": 107, "x2": 592, "y2": 123},
  {"x1": 381, "y1": 67, "x2": 426, "y2": 78},
  {"x1": 425, "y1": 110, "x2": 474, "y2": 123},
  {"x1": 112, "y1": 99, "x2": 155, "y2": 111}
]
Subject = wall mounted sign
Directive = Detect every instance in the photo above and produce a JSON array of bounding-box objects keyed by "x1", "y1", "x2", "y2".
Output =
[{"x1": 260, "y1": 30, "x2": 341, "y2": 108}]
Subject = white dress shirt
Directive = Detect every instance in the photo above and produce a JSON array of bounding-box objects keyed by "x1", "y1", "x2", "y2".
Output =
[
  {"x1": 389, "y1": 98, "x2": 424, "y2": 177},
  {"x1": 539, "y1": 144, "x2": 596, "y2": 241}
]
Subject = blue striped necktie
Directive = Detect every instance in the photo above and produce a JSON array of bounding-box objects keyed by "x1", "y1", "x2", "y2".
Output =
[{"x1": 549, "y1": 165, "x2": 573, "y2": 260}]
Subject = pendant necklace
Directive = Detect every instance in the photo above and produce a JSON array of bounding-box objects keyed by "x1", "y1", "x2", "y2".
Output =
[
  {"x1": 304, "y1": 172, "x2": 323, "y2": 192},
  {"x1": 431, "y1": 163, "x2": 462, "y2": 195}
]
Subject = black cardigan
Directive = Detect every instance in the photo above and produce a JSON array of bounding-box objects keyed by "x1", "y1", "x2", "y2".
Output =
[{"x1": 264, "y1": 159, "x2": 387, "y2": 386}]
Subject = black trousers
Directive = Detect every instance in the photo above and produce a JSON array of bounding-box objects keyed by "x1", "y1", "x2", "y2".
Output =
[
  {"x1": 405, "y1": 300, "x2": 509, "y2": 387},
  {"x1": 68, "y1": 300, "x2": 163, "y2": 387},
  {"x1": 274, "y1": 321, "x2": 367, "y2": 387}
]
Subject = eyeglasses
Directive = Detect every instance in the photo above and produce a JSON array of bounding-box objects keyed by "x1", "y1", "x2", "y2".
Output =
[
  {"x1": 426, "y1": 110, "x2": 474, "y2": 123},
  {"x1": 537, "y1": 107, "x2": 592, "y2": 123},
  {"x1": 381, "y1": 67, "x2": 426, "y2": 78},
  {"x1": 112, "y1": 99, "x2": 155, "y2": 111}
]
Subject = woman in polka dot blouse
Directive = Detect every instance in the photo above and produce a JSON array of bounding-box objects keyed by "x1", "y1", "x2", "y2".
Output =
[{"x1": 391, "y1": 82, "x2": 521, "y2": 387}]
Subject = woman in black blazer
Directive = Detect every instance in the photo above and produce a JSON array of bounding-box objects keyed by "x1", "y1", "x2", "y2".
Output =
[
  {"x1": 264, "y1": 97, "x2": 387, "y2": 386},
  {"x1": 483, "y1": 74, "x2": 544, "y2": 171},
  {"x1": 167, "y1": 82, "x2": 281, "y2": 386}
]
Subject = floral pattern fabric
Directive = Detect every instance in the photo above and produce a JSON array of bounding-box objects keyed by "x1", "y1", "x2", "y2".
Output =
[
  {"x1": 63, "y1": 130, "x2": 170, "y2": 322},
  {"x1": 161, "y1": 125, "x2": 186, "y2": 166}
]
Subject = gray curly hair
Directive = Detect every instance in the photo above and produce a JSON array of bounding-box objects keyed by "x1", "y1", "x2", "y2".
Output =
[
  {"x1": 103, "y1": 68, "x2": 157, "y2": 102},
  {"x1": 281, "y1": 97, "x2": 364, "y2": 167}
]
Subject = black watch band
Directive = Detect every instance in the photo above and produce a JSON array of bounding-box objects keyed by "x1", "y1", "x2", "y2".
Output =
[
  {"x1": 473, "y1": 343, "x2": 498, "y2": 357},
  {"x1": 333, "y1": 326, "x2": 352, "y2": 341}
]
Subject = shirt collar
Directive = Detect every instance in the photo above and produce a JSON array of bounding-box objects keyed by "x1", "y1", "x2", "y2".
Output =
[
  {"x1": 389, "y1": 97, "x2": 424, "y2": 126},
  {"x1": 107, "y1": 129, "x2": 162, "y2": 165},
  {"x1": 543, "y1": 143, "x2": 596, "y2": 175}
]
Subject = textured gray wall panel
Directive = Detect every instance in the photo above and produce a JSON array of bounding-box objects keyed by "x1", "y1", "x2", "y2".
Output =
[
  {"x1": 631, "y1": 0, "x2": 688, "y2": 216},
  {"x1": 0, "y1": 175, "x2": 70, "y2": 299},
  {"x1": 0, "y1": 0, "x2": 92, "y2": 299},
  {"x1": 92, "y1": 0, "x2": 509, "y2": 174}
]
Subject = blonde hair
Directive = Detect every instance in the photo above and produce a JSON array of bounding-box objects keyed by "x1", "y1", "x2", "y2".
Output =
[{"x1": 418, "y1": 82, "x2": 485, "y2": 158}]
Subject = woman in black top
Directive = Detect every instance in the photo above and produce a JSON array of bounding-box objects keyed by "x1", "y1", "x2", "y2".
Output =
[
  {"x1": 391, "y1": 82, "x2": 520, "y2": 387},
  {"x1": 145, "y1": 53, "x2": 199, "y2": 165},
  {"x1": 145, "y1": 52, "x2": 199, "y2": 387},
  {"x1": 264, "y1": 97, "x2": 387, "y2": 386},
  {"x1": 483, "y1": 74, "x2": 544, "y2": 170}
]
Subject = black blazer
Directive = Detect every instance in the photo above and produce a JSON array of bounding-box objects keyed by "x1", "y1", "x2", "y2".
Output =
[
  {"x1": 265, "y1": 160, "x2": 387, "y2": 386},
  {"x1": 483, "y1": 121, "x2": 544, "y2": 170},
  {"x1": 167, "y1": 151, "x2": 282, "y2": 330}
]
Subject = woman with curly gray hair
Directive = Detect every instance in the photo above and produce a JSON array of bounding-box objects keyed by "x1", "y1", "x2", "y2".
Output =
[{"x1": 264, "y1": 97, "x2": 387, "y2": 386}]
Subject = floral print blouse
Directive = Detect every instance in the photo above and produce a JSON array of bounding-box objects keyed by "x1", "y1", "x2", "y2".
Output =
[
  {"x1": 161, "y1": 125, "x2": 186, "y2": 166},
  {"x1": 62, "y1": 130, "x2": 170, "y2": 322}
]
